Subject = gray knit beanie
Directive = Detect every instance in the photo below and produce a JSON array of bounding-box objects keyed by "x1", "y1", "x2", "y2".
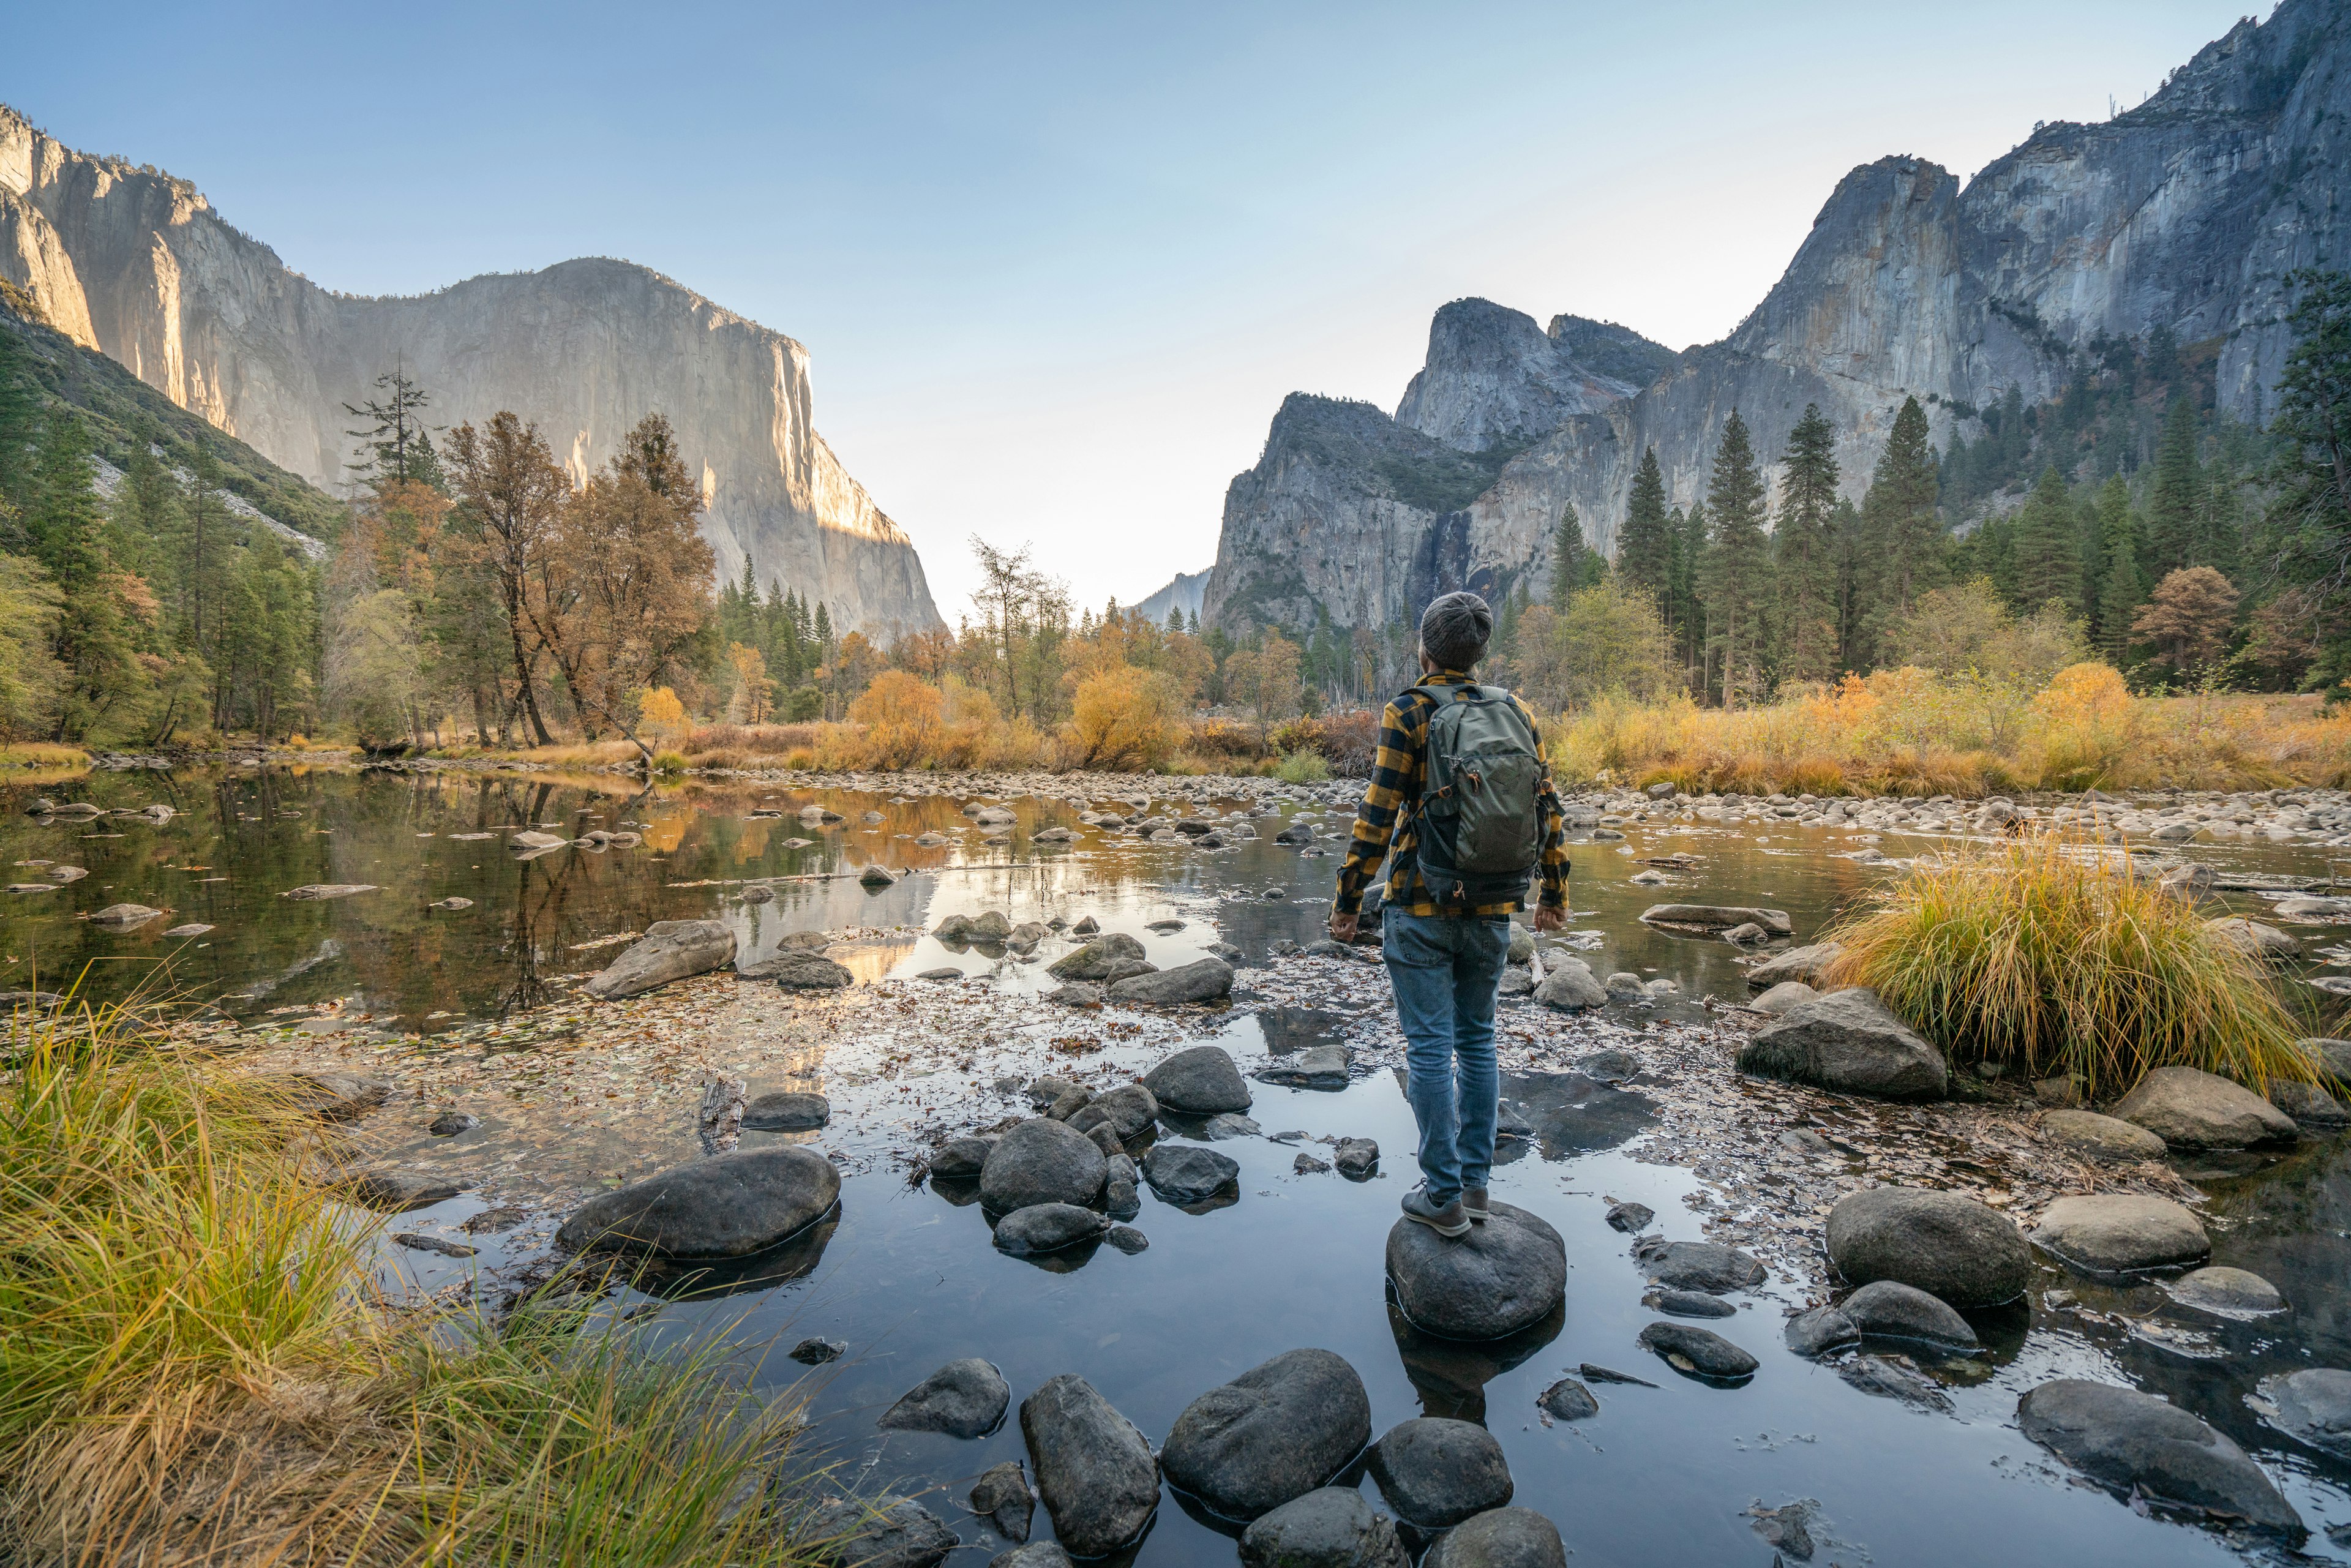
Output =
[{"x1": 1419, "y1": 591, "x2": 1492, "y2": 670}]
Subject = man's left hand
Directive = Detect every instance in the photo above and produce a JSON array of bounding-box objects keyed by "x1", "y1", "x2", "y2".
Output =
[{"x1": 1532, "y1": 905, "x2": 1565, "y2": 932}]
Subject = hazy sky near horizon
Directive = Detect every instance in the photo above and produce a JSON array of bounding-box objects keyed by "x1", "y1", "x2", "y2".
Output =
[{"x1": 6, "y1": 0, "x2": 2259, "y2": 621}]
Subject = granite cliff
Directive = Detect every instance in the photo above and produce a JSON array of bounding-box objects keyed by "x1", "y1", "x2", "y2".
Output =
[
  {"x1": 1207, "y1": 0, "x2": 2350, "y2": 640},
  {"x1": 0, "y1": 107, "x2": 941, "y2": 636}
]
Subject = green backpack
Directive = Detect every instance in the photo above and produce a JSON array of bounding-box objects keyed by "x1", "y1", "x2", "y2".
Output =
[{"x1": 1408, "y1": 685, "x2": 1544, "y2": 909}]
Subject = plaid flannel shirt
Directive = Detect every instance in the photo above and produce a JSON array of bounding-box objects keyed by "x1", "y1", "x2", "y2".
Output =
[{"x1": 1332, "y1": 671, "x2": 1571, "y2": 918}]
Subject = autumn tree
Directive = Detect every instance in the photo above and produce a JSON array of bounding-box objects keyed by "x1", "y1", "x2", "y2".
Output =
[
  {"x1": 966, "y1": 537, "x2": 1070, "y2": 719},
  {"x1": 2132, "y1": 566, "x2": 2240, "y2": 677},
  {"x1": 445, "y1": 412, "x2": 569, "y2": 745},
  {"x1": 1224, "y1": 631, "x2": 1303, "y2": 734}
]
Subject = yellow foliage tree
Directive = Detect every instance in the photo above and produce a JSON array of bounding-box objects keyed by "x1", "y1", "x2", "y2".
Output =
[
  {"x1": 850, "y1": 669, "x2": 945, "y2": 768},
  {"x1": 638, "y1": 685, "x2": 686, "y2": 743},
  {"x1": 1064, "y1": 664, "x2": 1179, "y2": 770}
]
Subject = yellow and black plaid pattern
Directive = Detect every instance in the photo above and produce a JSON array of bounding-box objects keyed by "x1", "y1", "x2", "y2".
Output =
[{"x1": 1332, "y1": 671, "x2": 1570, "y2": 918}]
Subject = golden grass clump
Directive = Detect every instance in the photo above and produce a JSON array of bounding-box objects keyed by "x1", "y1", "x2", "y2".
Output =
[
  {"x1": 1821, "y1": 831, "x2": 2317, "y2": 1099},
  {"x1": 0, "y1": 1000, "x2": 829, "y2": 1567}
]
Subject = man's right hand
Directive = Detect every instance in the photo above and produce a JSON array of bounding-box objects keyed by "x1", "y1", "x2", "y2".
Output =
[{"x1": 1329, "y1": 912, "x2": 1359, "y2": 944}]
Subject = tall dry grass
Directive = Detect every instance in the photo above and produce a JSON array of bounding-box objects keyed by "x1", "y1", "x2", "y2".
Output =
[
  {"x1": 1821, "y1": 831, "x2": 2318, "y2": 1098},
  {"x1": 0, "y1": 999, "x2": 830, "y2": 1567},
  {"x1": 1547, "y1": 665, "x2": 2351, "y2": 797}
]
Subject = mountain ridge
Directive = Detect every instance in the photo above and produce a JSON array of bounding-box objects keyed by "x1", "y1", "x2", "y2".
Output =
[{"x1": 0, "y1": 105, "x2": 943, "y2": 636}]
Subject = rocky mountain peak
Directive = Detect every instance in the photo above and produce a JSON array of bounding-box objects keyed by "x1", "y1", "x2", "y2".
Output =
[{"x1": 1395, "y1": 297, "x2": 1656, "y2": 452}]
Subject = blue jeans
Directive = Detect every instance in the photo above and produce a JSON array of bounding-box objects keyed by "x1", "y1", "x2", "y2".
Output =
[{"x1": 1382, "y1": 909, "x2": 1509, "y2": 1205}]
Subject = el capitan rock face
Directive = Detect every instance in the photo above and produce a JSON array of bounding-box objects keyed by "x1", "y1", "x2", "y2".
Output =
[
  {"x1": 0, "y1": 107, "x2": 941, "y2": 639},
  {"x1": 1205, "y1": 0, "x2": 2350, "y2": 646}
]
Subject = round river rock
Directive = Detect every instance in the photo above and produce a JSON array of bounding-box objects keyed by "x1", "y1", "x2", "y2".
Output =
[
  {"x1": 1386, "y1": 1201, "x2": 1565, "y2": 1341},
  {"x1": 1160, "y1": 1348, "x2": 1372, "y2": 1520},
  {"x1": 1365, "y1": 1417, "x2": 1512, "y2": 1528},
  {"x1": 1238, "y1": 1487, "x2": 1406, "y2": 1568},
  {"x1": 2031, "y1": 1193, "x2": 2210, "y2": 1274},
  {"x1": 555, "y1": 1145, "x2": 838, "y2": 1258},
  {"x1": 1143, "y1": 1044, "x2": 1254, "y2": 1113},
  {"x1": 1824, "y1": 1187, "x2": 2030, "y2": 1308},
  {"x1": 981, "y1": 1119, "x2": 1108, "y2": 1214},
  {"x1": 1421, "y1": 1508, "x2": 1568, "y2": 1568}
]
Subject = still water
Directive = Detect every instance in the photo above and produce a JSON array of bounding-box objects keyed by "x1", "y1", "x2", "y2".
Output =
[{"x1": 6, "y1": 765, "x2": 2350, "y2": 1566}]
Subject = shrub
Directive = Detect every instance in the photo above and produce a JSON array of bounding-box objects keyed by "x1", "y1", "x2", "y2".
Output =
[
  {"x1": 650, "y1": 749, "x2": 689, "y2": 774},
  {"x1": 1822, "y1": 831, "x2": 2315, "y2": 1098},
  {"x1": 1063, "y1": 665, "x2": 1179, "y2": 770},
  {"x1": 1274, "y1": 749, "x2": 1330, "y2": 783}
]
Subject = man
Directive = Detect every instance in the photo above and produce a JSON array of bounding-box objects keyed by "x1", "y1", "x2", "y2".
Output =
[{"x1": 1329, "y1": 591, "x2": 1569, "y2": 1238}]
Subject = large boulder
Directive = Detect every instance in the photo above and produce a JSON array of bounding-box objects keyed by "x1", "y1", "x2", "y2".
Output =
[
  {"x1": 1738, "y1": 988, "x2": 1948, "y2": 1100},
  {"x1": 1420, "y1": 1509, "x2": 1567, "y2": 1568},
  {"x1": 555, "y1": 1146, "x2": 838, "y2": 1258},
  {"x1": 980, "y1": 1120, "x2": 1108, "y2": 1214},
  {"x1": 1020, "y1": 1375, "x2": 1160, "y2": 1556},
  {"x1": 2031, "y1": 1194, "x2": 2210, "y2": 1273},
  {"x1": 1744, "y1": 942, "x2": 1842, "y2": 989},
  {"x1": 1141, "y1": 1144, "x2": 1240, "y2": 1202},
  {"x1": 1238, "y1": 1488, "x2": 1406, "y2": 1568},
  {"x1": 583, "y1": 920, "x2": 738, "y2": 1000},
  {"x1": 1824, "y1": 1188, "x2": 2030, "y2": 1308},
  {"x1": 808, "y1": 1497, "x2": 958, "y2": 1568},
  {"x1": 2254, "y1": 1368, "x2": 2351, "y2": 1457},
  {"x1": 1108, "y1": 957, "x2": 1234, "y2": 1006},
  {"x1": 1640, "y1": 904, "x2": 1793, "y2": 935},
  {"x1": 1048, "y1": 933, "x2": 1149, "y2": 981},
  {"x1": 1386, "y1": 1201, "x2": 1565, "y2": 1341},
  {"x1": 1160, "y1": 1348, "x2": 1372, "y2": 1520},
  {"x1": 2018, "y1": 1380, "x2": 2303, "y2": 1537},
  {"x1": 1143, "y1": 1045, "x2": 1253, "y2": 1113},
  {"x1": 1534, "y1": 959, "x2": 1607, "y2": 1011},
  {"x1": 1365, "y1": 1417, "x2": 1511, "y2": 1528},
  {"x1": 877, "y1": 1358, "x2": 1012, "y2": 1438},
  {"x1": 2111, "y1": 1065, "x2": 2300, "y2": 1149}
]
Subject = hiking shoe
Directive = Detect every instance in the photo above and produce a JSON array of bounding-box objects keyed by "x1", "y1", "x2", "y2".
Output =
[
  {"x1": 1462, "y1": 1186, "x2": 1491, "y2": 1222},
  {"x1": 1401, "y1": 1187, "x2": 1471, "y2": 1238}
]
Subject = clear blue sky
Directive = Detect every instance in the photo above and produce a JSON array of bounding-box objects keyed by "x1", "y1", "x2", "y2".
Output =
[{"x1": 4, "y1": 0, "x2": 2259, "y2": 618}]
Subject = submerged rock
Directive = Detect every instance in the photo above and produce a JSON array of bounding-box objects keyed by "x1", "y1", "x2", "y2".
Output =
[
  {"x1": 1020, "y1": 1374, "x2": 1160, "y2": 1556},
  {"x1": 808, "y1": 1496, "x2": 958, "y2": 1568},
  {"x1": 583, "y1": 920, "x2": 737, "y2": 1000},
  {"x1": 2254, "y1": 1368, "x2": 2351, "y2": 1457},
  {"x1": 1143, "y1": 1044, "x2": 1253, "y2": 1112},
  {"x1": 1108, "y1": 957, "x2": 1234, "y2": 1005},
  {"x1": 1387, "y1": 1201, "x2": 1565, "y2": 1341},
  {"x1": 1637, "y1": 1322, "x2": 1757, "y2": 1381},
  {"x1": 742, "y1": 1091, "x2": 830, "y2": 1131},
  {"x1": 1420, "y1": 1507, "x2": 1567, "y2": 1568},
  {"x1": 2033, "y1": 1194, "x2": 2210, "y2": 1274},
  {"x1": 1641, "y1": 1240, "x2": 1764, "y2": 1294},
  {"x1": 1161, "y1": 1347, "x2": 1372, "y2": 1520},
  {"x1": 1643, "y1": 1288, "x2": 1735, "y2": 1318},
  {"x1": 2019, "y1": 1379, "x2": 2303, "y2": 1537},
  {"x1": 555, "y1": 1146, "x2": 838, "y2": 1258},
  {"x1": 970, "y1": 1460, "x2": 1035, "y2": 1542},
  {"x1": 90, "y1": 902, "x2": 164, "y2": 929},
  {"x1": 1640, "y1": 903, "x2": 1793, "y2": 935},
  {"x1": 1738, "y1": 988, "x2": 1948, "y2": 1100},
  {"x1": 877, "y1": 1357, "x2": 1011, "y2": 1438},
  {"x1": 1824, "y1": 1188, "x2": 2030, "y2": 1308},
  {"x1": 1238, "y1": 1487, "x2": 1406, "y2": 1568},
  {"x1": 2112, "y1": 1065, "x2": 2300, "y2": 1149},
  {"x1": 1783, "y1": 1306, "x2": 1860, "y2": 1359},
  {"x1": 2169, "y1": 1266, "x2": 2285, "y2": 1316},
  {"x1": 1366, "y1": 1417, "x2": 1512, "y2": 1528},
  {"x1": 280, "y1": 883, "x2": 380, "y2": 901},
  {"x1": 1260, "y1": 1045, "x2": 1351, "y2": 1088},
  {"x1": 790, "y1": 1337, "x2": 847, "y2": 1365},
  {"x1": 1142, "y1": 1144, "x2": 1240, "y2": 1202},
  {"x1": 1840, "y1": 1280, "x2": 1978, "y2": 1349},
  {"x1": 994, "y1": 1203, "x2": 1111, "y2": 1256},
  {"x1": 981, "y1": 1119, "x2": 1108, "y2": 1213},
  {"x1": 1536, "y1": 1377, "x2": 1599, "y2": 1420}
]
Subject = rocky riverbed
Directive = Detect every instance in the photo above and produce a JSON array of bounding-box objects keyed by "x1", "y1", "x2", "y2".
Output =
[{"x1": 13, "y1": 765, "x2": 2351, "y2": 1565}]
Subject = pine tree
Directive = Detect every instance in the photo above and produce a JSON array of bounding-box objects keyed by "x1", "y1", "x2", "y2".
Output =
[
  {"x1": 2012, "y1": 467, "x2": 2082, "y2": 612},
  {"x1": 28, "y1": 412, "x2": 144, "y2": 738},
  {"x1": 1674, "y1": 501, "x2": 1707, "y2": 691},
  {"x1": 1854, "y1": 396, "x2": 1943, "y2": 665},
  {"x1": 1616, "y1": 447, "x2": 1673, "y2": 601},
  {"x1": 2201, "y1": 450, "x2": 2244, "y2": 582},
  {"x1": 2093, "y1": 474, "x2": 2143, "y2": 659},
  {"x1": 2146, "y1": 396, "x2": 2200, "y2": 574},
  {"x1": 0, "y1": 320, "x2": 41, "y2": 544},
  {"x1": 1772, "y1": 404, "x2": 1841, "y2": 682},
  {"x1": 1550, "y1": 505, "x2": 1588, "y2": 606},
  {"x1": 343, "y1": 360, "x2": 444, "y2": 492},
  {"x1": 1699, "y1": 410, "x2": 1771, "y2": 706}
]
